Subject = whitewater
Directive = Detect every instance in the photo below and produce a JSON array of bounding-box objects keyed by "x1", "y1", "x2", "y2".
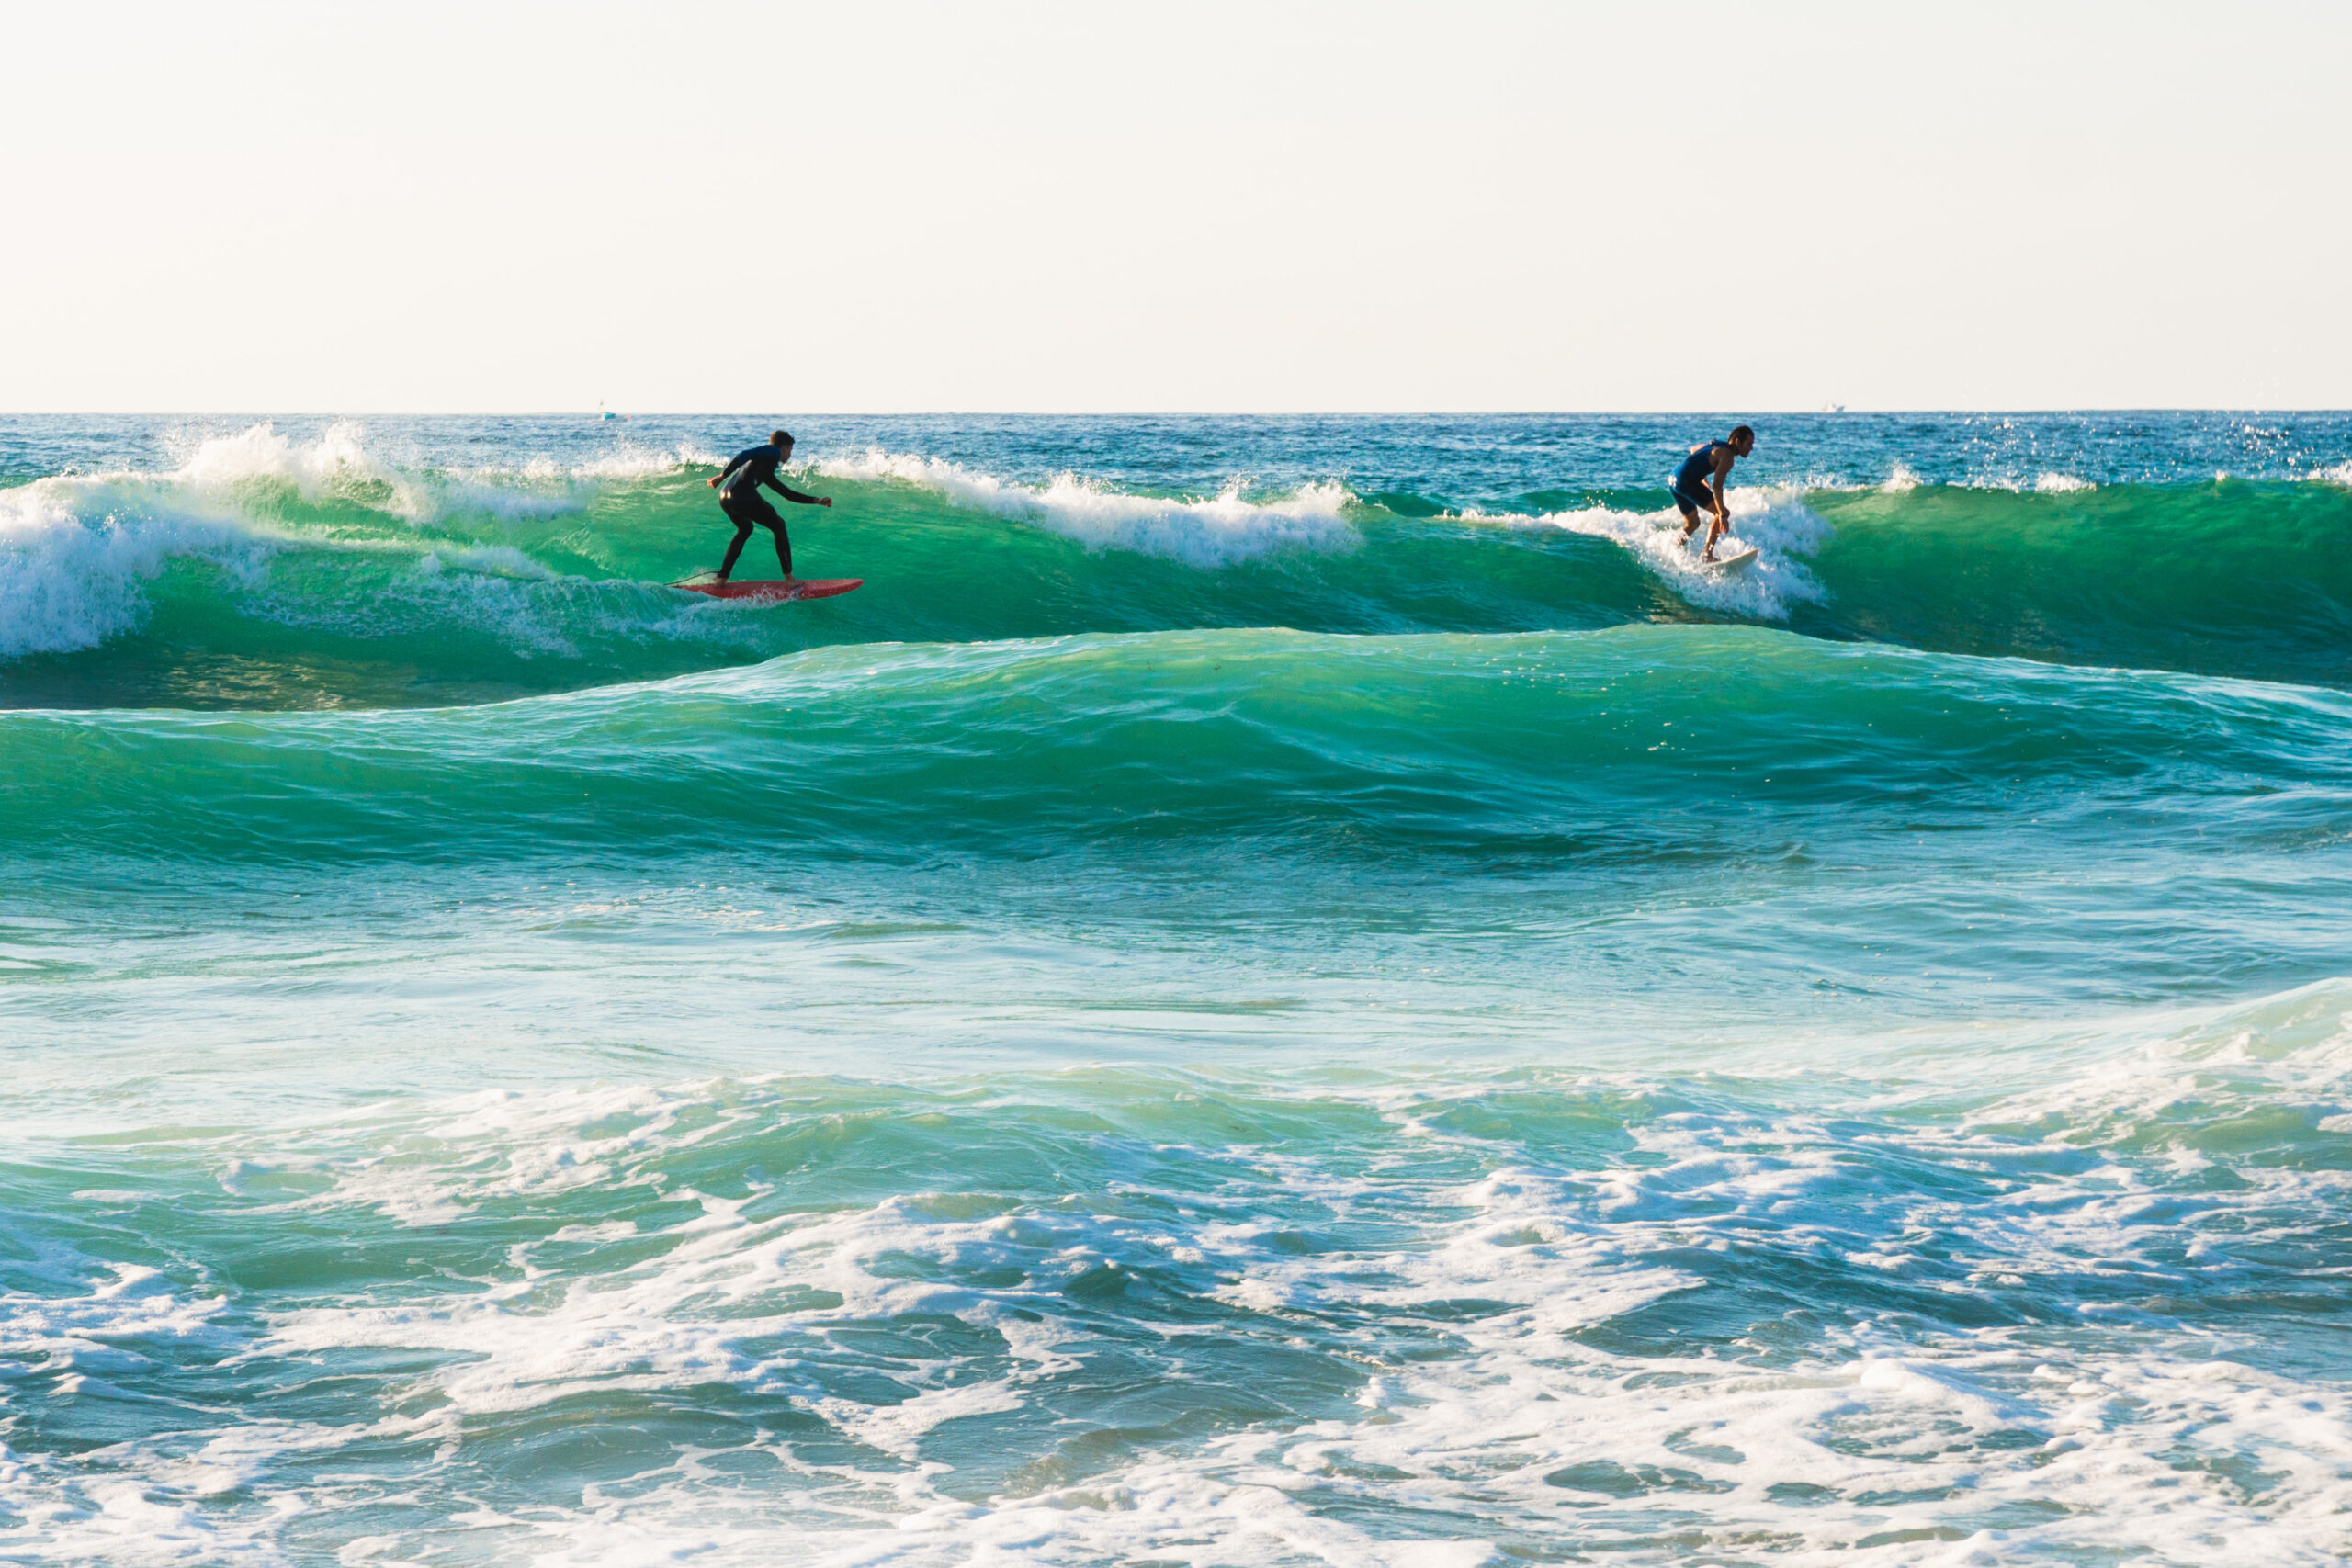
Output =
[{"x1": 4, "y1": 412, "x2": 2351, "y2": 1566}]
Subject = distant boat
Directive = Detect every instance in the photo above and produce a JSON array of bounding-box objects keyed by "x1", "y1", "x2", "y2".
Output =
[
  {"x1": 1821, "y1": 402, "x2": 1847, "y2": 414},
  {"x1": 598, "y1": 400, "x2": 628, "y2": 422}
]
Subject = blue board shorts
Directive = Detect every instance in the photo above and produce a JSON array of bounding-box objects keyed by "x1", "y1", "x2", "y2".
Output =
[{"x1": 1671, "y1": 479, "x2": 1714, "y2": 515}]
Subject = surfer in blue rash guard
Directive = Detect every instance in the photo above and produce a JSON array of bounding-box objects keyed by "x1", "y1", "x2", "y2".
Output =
[
  {"x1": 706, "y1": 430, "x2": 832, "y2": 585},
  {"x1": 1671, "y1": 424, "x2": 1755, "y2": 562}
]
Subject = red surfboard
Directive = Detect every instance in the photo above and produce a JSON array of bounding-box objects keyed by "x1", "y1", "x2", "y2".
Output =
[{"x1": 672, "y1": 578, "x2": 863, "y2": 603}]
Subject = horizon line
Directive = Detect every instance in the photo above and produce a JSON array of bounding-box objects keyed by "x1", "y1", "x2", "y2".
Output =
[{"x1": 5, "y1": 406, "x2": 2349, "y2": 419}]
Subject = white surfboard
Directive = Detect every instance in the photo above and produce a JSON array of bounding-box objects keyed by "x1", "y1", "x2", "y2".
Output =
[{"x1": 1704, "y1": 547, "x2": 1758, "y2": 575}]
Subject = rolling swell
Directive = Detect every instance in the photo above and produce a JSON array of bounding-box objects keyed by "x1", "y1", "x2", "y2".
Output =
[
  {"x1": 6, "y1": 626, "x2": 2346, "y2": 866},
  {"x1": 0, "y1": 425, "x2": 1651, "y2": 709},
  {"x1": 1793, "y1": 479, "x2": 2352, "y2": 685},
  {"x1": 6, "y1": 422, "x2": 2348, "y2": 710},
  {"x1": 10, "y1": 413, "x2": 2352, "y2": 1564}
]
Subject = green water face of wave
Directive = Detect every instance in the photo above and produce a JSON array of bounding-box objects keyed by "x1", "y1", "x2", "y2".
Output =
[
  {"x1": 1795, "y1": 480, "x2": 2352, "y2": 684},
  {"x1": 6, "y1": 625, "x2": 2347, "y2": 1055},
  {"x1": 8, "y1": 431, "x2": 2352, "y2": 1564},
  {"x1": 6, "y1": 626, "x2": 2345, "y2": 866},
  {"x1": 5, "y1": 462, "x2": 2348, "y2": 710}
]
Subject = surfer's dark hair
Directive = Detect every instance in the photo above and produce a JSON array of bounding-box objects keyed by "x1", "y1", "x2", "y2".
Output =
[
  {"x1": 1730, "y1": 424, "x2": 1755, "y2": 444},
  {"x1": 771, "y1": 429, "x2": 794, "y2": 446}
]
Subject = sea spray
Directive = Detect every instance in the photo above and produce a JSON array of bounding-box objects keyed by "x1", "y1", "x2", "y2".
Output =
[
  {"x1": 813, "y1": 446, "x2": 1360, "y2": 567},
  {"x1": 6, "y1": 411, "x2": 2352, "y2": 1563}
]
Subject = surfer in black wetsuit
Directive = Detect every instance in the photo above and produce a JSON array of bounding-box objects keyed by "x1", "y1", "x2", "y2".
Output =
[
  {"x1": 706, "y1": 430, "x2": 832, "y2": 584},
  {"x1": 1671, "y1": 424, "x2": 1755, "y2": 562}
]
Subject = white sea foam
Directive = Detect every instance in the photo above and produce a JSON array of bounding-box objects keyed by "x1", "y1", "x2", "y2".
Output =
[
  {"x1": 14, "y1": 985, "x2": 2352, "y2": 1563},
  {"x1": 169, "y1": 419, "x2": 564, "y2": 524},
  {"x1": 0, "y1": 484, "x2": 750, "y2": 667},
  {"x1": 813, "y1": 447, "x2": 1357, "y2": 568},
  {"x1": 1949, "y1": 471, "x2": 2103, "y2": 494},
  {"x1": 0, "y1": 436, "x2": 695, "y2": 660},
  {"x1": 0, "y1": 479, "x2": 266, "y2": 657},
  {"x1": 568, "y1": 437, "x2": 728, "y2": 479},
  {"x1": 0, "y1": 1259, "x2": 232, "y2": 1365},
  {"x1": 0, "y1": 1257, "x2": 286, "y2": 1564},
  {"x1": 0, "y1": 423, "x2": 747, "y2": 658},
  {"x1": 166, "y1": 418, "x2": 387, "y2": 496},
  {"x1": 1486, "y1": 485, "x2": 1833, "y2": 620},
  {"x1": 163, "y1": 421, "x2": 714, "y2": 525}
]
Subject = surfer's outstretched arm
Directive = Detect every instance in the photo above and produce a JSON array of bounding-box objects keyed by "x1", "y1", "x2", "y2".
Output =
[{"x1": 765, "y1": 478, "x2": 832, "y2": 508}]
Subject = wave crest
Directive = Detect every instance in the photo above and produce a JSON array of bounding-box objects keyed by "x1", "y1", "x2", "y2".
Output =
[
  {"x1": 814, "y1": 447, "x2": 1357, "y2": 568},
  {"x1": 164, "y1": 422, "x2": 716, "y2": 525},
  {"x1": 0, "y1": 480, "x2": 265, "y2": 658},
  {"x1": 1484, "y1": 486, "x2": 1833, "y2": 621}
]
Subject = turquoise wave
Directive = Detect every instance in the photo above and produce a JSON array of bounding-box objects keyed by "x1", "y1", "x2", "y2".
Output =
[
  {"x1": 1794, "y1": 479, "x2": 2352, "y2": 684},
  {"x1": 6, "y1": 625, "x2": 2346, "y2": 866},
  {"x1": 8, "y1": 416, "x2": 2352, "y2": 1566},
  {"x1": 5, "y1": 451, "x2": 2349, "y2": 709}
]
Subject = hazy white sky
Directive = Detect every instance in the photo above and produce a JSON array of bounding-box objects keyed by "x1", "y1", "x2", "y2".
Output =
[{"x1": 2, "y1": 1, "x2": 2344, "y2": 412}]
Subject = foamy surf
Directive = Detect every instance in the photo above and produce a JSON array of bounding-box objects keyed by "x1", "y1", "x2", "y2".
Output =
[
  {"x1": 17, "y1": 979, "x2": 2352, "y2": 1565},
  {"x1": 10, "y1": 413, "x2": 2350, "y2": 705},
  {"x1": 162, "y1": 420, "x2": 723, "y2": 525},
  {"x1": 1490, "y1": 485, "x2": 1833, "y2": 619},
  {"x1": 0, "y1": 425, "x2": 772, "y2": 678},
  {"x1": 813, "y1": 447, "x2": 1358, "y2": 567},
  {"x1": 0, "y1": 478, "x2": 267, "y2": 657},
  {"x1": 7, "y1": 407, "x2": 2350, "y2": 1567}
]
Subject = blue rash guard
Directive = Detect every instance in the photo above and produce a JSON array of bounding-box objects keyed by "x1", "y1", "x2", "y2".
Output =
[{"x1": 1672, "y1": 442, "x2": 1728, "y2": 513}]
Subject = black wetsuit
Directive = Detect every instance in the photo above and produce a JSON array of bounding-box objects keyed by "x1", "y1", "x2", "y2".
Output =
[{"x1": 715, "y1": 444, "x2": 821, "y2": 579}]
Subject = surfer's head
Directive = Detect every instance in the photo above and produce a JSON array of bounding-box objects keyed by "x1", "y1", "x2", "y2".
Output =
[
  {"x1": 771, "y1": 429, "x2": 794, "y2": 454},
  {"x1": 1729, "y1": 424, "x2": 1755, "y2": 456}
]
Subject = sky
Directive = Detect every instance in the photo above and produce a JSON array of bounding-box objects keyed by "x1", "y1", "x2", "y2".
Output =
[{"x1": 1, "y1": 1, "x2": 2344, "y2": 412}]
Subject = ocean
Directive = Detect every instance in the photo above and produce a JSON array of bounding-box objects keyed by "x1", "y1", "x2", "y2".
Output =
[{"x1": 3, "y1": 411, "x2": 2349, "y2": 1564}]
